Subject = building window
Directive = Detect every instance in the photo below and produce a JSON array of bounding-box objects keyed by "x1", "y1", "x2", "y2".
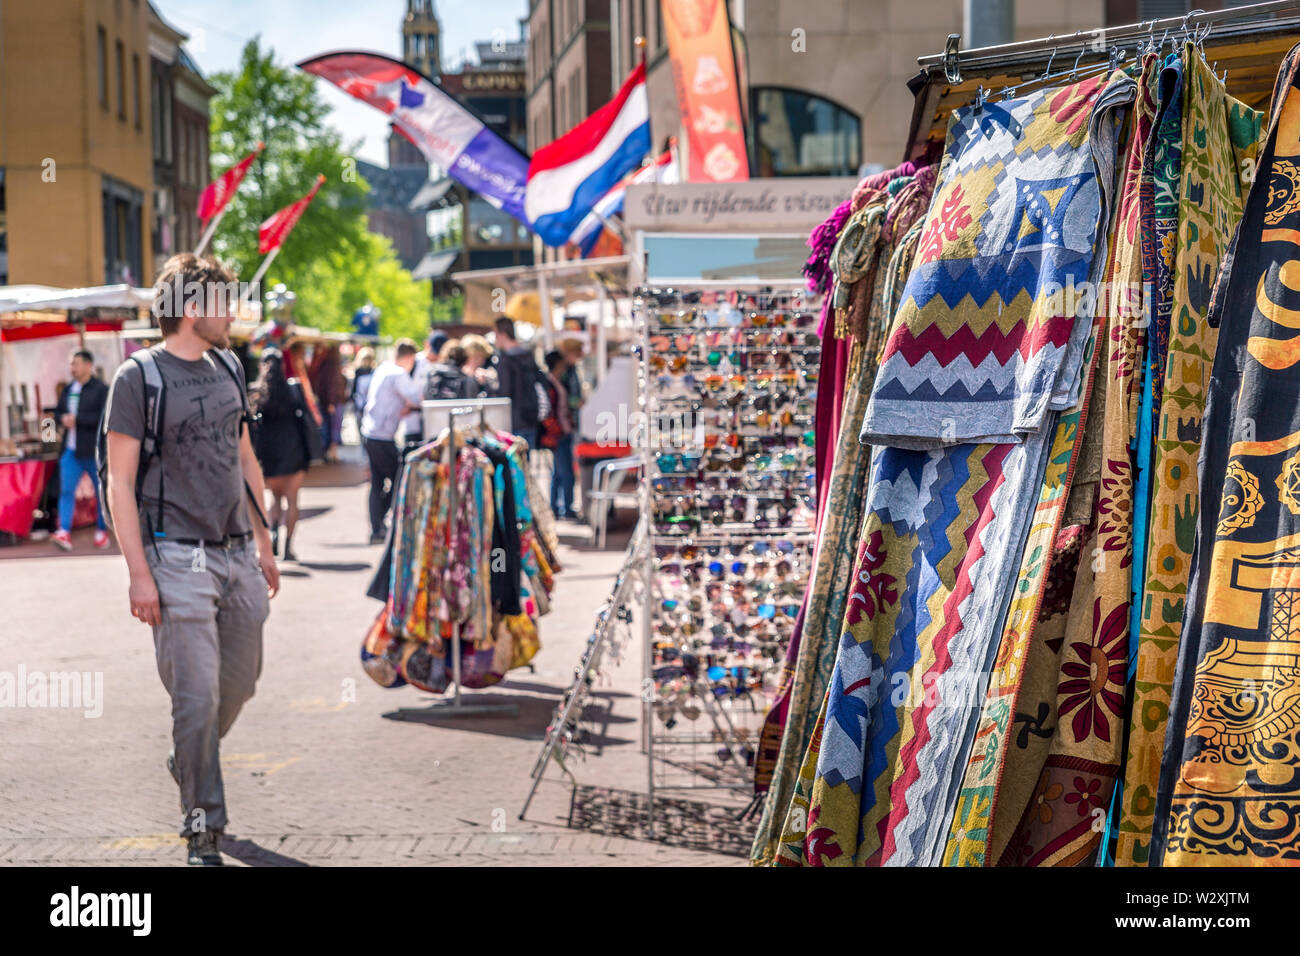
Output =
[
  {"x1": 97, "y1": 28, "x2": 108, "y2": 107},
  {"x1": 132, "y1": 55, "x2": 141, "y2": 129},
  {"x1": 752, "y1": 87, "x2": 861, "y2": 177},
  {"x1": 102, "y1": 176, "x2": 144, "y2": 285},
  {"x1": 116, "y1": 41, "x2": 126, "y2": 120}
]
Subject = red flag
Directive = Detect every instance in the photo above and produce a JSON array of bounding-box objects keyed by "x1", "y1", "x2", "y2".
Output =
[
  {"x1": 258, "y1": 175, "x2": 326, "y2": 255},
  {"x1": 197, "y1": 143, "x2": 264, "y2": 222}
]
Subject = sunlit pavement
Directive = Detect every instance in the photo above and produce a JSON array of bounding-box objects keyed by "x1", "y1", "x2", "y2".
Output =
[{"x1": 0, "y1": 448, "x2": 739, "y2": 867}]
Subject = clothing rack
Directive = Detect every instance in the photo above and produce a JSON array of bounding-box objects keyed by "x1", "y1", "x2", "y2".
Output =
[
  {"x1": 919, "y1": 0, "x2": 1300, "y2": 78},
  {"x1": 385, "y1": 396, "x2": 519, "y2": 721},
  {"x1": 905, "y1": 0, "x2": 1300, "y2": 159}
]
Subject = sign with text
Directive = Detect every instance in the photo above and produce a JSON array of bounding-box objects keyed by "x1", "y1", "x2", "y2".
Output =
[
  {"x1": 662, "y1": 0, "x2": 749, "y2": 183},
  {"x1": 625, "y1": 178, "x2": 858, "y2": 233}
]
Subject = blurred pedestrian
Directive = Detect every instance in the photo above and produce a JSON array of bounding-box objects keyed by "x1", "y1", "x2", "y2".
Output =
[
  {"x1": 253, "y1": 348, "x2": 309, "y2": 561},
  {"x1": 349, "y1": 347, "x2": 376, "y2": 428},
  {"x1": 52, "y1": 349, "x2": 110, "y2": 551},
  {"x1": 308, "y1": 343, "x2": 346, "y2": 463},
  {"x1": 461, "y1": 333, "x2": 495, "y2": 395},
  {"x1": 360, "y1": 339, "x2": 423, "y2": 543},
  {"x1": 492, "y1": 317, "x2": 540, "y2": 452},
  {"x1": 425, "y1": 341, "x2": 478, "y2": 400},
  {"x1": 541, "y1": 349, "x2": 578, "y2": 519}
]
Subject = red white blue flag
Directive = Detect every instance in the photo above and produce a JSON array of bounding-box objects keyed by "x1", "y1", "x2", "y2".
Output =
[{"x1": 526, "y1": 64, "x2": 651, "y2": 247}]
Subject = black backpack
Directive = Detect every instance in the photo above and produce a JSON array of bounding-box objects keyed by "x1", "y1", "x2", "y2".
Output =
[{"x1": 96, "y1": 346, "x2": 266, "y2": 537}]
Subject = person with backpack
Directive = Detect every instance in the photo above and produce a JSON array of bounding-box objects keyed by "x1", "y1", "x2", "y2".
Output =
[
  {"x1": 424, "y1": 341, "x2": 478, "y2": 401},
  {"x1": 492, "y1": 317, "x2": 540, "y2": 453},
  {"x1": 102, "y1": 253, "x2": 279, "y2": 867},
  {"x1": 52, "y1": 349, "x2": 111, "y2": 551}
]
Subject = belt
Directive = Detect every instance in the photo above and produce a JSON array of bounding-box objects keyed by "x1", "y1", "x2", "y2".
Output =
[{"x1": 165, "y1": 532, "x2": 253, "y2": 550}]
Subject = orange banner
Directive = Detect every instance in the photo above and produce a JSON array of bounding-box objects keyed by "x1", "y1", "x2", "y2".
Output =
[{"x1": 661, "y1": 0, "x2": 749, "y2": 182}]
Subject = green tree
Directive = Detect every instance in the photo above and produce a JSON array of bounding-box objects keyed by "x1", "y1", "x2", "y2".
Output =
[{"x1": 207, "y1": 38, "x2": 430, "y2": 336}]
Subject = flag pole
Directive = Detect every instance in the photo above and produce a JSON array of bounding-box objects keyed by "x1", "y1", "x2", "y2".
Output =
[
  {"x1": 193, "y1": 206, "x2": 227, "y2": 256},
  {"x1": 239, "y1": 246, "x2": 282, "y2": 314}
]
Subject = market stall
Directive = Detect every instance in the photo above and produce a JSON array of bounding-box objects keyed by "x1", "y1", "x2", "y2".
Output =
[{"x1": 0, "y1": 285, "x2": 147, "y2": 539}]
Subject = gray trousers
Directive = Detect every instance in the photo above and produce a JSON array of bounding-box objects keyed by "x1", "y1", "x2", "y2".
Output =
[{"x1": 146, "y1": 538, "x2": 269, "y2": 837}]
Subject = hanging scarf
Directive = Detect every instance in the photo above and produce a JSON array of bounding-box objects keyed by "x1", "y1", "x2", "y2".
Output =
[
  {"x1": 774, "y1": 71, "x2": 1132, "y2": 866},
  {"x1": 1150, "y1": 42, "x2": 1300, "y2": 866},
  {"x1": 1117, "y1": 51, "x2": 1262, "y2": 865}
]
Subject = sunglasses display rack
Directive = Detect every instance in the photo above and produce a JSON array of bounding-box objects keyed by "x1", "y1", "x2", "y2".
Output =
[{"x1": 637, "y1": 287, "x2": 821, "y2": 811}]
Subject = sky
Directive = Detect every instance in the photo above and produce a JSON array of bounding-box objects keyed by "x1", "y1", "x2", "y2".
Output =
[{"x1": 152, "y1": 0, "x2": 528, "y2": 166}]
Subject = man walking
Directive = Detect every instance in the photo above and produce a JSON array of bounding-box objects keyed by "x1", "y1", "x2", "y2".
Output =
[
  {"x1": 492, "y1": 317, "x2": 540, "y2": 451},
  {"x1": 360, "y1": 338, "x2": 422, "y2": 543},
  {"x1": 104, "y1": 253, "x2": 279, "y2": 866},
  {"x1": 52, "y1": 349, "x2": 110, "y2": 550}
]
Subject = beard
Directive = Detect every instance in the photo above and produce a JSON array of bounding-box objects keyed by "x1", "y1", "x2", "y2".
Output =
[{"x1": 194, "y1": 315, "x2": 231, "y2": 349}]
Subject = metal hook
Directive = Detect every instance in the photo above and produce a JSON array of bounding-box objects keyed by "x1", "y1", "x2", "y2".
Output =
[
  {"x1": 1070, "y1": 45, "x2": 1085, "y2": 80},
  {"x1": 943, "y1": 33, "x2": 962, "y2": 84},
  {"x1": 1042, "y1": 37, "x2": 1057, "y2": 78},
  {"x1": 973, "y1": 84, "x2": 986, "y2": 116}
]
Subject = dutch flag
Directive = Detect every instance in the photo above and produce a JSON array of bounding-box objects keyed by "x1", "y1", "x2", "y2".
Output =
[{"x1": 525, "y1": 64, "x2": 652, "y2": 247}]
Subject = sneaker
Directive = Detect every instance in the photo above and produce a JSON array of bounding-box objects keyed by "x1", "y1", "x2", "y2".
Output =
[
  {"x1": 51, "y1": 530, "x2": 72, "y2": 551},
  {"x1": 368, "y1": 532, "x2": 386, "y2": 545},
  {"x1": 93, "y1": 529, "x2": 111, "y2": 549},
  {"x1": 186, "y1": 829, "x2": 223, "y2": 866}
]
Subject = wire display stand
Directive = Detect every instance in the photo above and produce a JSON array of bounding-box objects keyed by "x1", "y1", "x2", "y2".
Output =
[
  {"x1": 519, "y1": 519, "x2": 646, "y2": 820},
  {"x1": 385, "y1": 396, "x2": 520, "y2": 721}
]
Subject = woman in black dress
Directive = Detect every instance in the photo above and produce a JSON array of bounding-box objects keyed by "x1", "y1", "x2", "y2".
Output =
[{"x1": 253, "y1": 348, "x2": 309, "y2": 560}]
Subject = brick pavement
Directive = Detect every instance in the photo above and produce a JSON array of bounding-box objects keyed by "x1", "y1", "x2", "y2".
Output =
[{"x1": 0, "y1": 454, "x2": 742, "y2": 867}]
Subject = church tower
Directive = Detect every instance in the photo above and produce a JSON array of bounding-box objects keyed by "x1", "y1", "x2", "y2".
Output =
[{"x1": 403, "y1": 0, "x2": 442, "y2": 80}]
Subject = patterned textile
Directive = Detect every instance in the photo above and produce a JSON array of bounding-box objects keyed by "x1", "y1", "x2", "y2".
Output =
[
  {"x1": 1150, "y1": 43, "x2": 1300, "y2": 866},
  {"x1": 942, "y1": 303, "x2": 1104, "y2": 866},
  {"x1": 990, "y1": 58, "x2": 1158, "y2": 866},
  {"x1": 772, "y1": 73, "x2": 1131, "y2": 866},
  {"x1": 862, "y1": 74, "x2": 1131, "y2": 448},
  {"x1": 752, "y1": 178, "x2": 936, "y2": 864},
  {"x1": 1117, "y1": 53, "x2": 1262, "y2": 866}
]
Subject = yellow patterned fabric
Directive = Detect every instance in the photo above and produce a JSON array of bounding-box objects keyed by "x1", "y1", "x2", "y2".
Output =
[{"x1": 1116, "y1": 52, "x2": 1262, "y2": 866}]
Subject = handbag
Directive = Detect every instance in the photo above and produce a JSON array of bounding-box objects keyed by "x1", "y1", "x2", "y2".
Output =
[{"x1": 288, "y1": 379, "x2": 324, "y2": 463}]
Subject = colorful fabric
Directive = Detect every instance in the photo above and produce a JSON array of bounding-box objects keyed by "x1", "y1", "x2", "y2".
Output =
[
  {"x1": 1117, "y1": 52, "x2": 1262, "y2": 866},
  {"x1": 942, "y1": 299, "x2": 1104, "y2": 866},
  {"x1": 772, "y1": 73, "x2": 1131, "y2": 866},
  {"x1": 990, "y1": 57, "x2": 1158, "y2": 866},
  {"x1": 862, "y1": 74, "x2": 1131, "y2": 448},
  {"x1": 1150, "y1": 42, "x2": 1300, "y2": 866}
]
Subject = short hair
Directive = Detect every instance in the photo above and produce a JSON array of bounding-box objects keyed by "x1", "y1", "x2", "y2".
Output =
[
  {"x1": 438, "y1": 340, "x2": 466, "y2": 364},
  {"x1": 72, "y1": 350, "x2": 94, "y2": 364},
  {"x1": 494, "y1": 316, "x2": 517, "y2": 340},
  {"x1": 394, "y1": 338, "x2": 419, "y2": 359},
  {"x1": 461, "y1": 334, "x2": 493, "y2": 360},
  {"x1": 152, "y1": 253, "x2": 237, "y2": 337},
  {"x1": 544, "y1": 349, "x2": 564, "y2": 372}
]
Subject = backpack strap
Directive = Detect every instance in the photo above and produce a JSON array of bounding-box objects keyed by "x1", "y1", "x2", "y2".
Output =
[
  {"x1": 130, "y1": 348, "x2": 167, "y2": 540},
  {"x1": 209, "y1": 348, "x2": 269, "y2": 531}
]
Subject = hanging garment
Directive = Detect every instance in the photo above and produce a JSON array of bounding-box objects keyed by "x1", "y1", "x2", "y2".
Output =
[
  {"x1": 1117, "y1": 52, "x2": 1263, "y2": 866},
  {"x1": 1150, "y1": 41, "x2": 1300, "y2": 866},
  {"x1": 751, "y1": 174, "x2": 935, "y2": 865},
  {"x1": 774, "y1": 71, "x2": 1132, "y2": 866},
  {"x1": 986, "y1": 57, "x2": 1159, "y2": 867}
]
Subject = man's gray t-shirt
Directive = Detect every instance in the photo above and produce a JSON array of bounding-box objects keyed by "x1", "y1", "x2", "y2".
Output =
[{"x1": 105, "y1": 346, "x2": 251, "y2": 542}]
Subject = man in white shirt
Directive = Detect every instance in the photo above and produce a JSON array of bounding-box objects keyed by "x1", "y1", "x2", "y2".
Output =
[
  {"x1": 361, "y1": 339, "x2": 422, "y2": 543},
  {"x1": 398, "y1": 331, "x2": 442, "y2": 451}
]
